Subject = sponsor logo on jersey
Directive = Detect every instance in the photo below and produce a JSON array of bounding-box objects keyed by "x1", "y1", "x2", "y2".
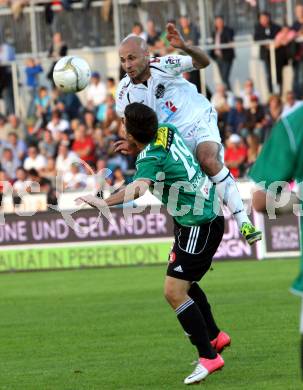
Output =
[
  {"x1": 160, "y1": 101, "x2": 178, "y2": 121},
  {"x1": 155, "y1": 126, "x2": 174, "y2": 151},
  {"x1": 165, "y1": 57, "x2": 181, "y2": 65},
  {"x1": 165, "y1": 101, "x2": 177, "y2": 112},
  {"x1": 155, "y1": 83, "x2": 165, "y2": 99},
  {"x1": 155, "y1": 126, "x2": 168, "y2": 148}
]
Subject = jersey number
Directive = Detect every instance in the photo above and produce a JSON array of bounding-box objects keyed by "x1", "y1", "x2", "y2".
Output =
[{"x1": 170, "y1": 133, "x2": 197, "y2": 180}]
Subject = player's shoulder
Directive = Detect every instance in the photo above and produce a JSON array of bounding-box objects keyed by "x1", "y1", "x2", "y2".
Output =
[
  {"x1": 280, "y1": 104, "x2": 303, "y2": 151},
  {"x1": 153, "y1": 123, "x2": 176, "y2": 151},
  {"x1": 136, "y1": 125, "x2": 175, "y2": 163},
  {"x1": 149, "y1": 57, "x2": 169, "y2": 76},
  {"x1": 283, "y1": 104, "x2": 303, "y2": 128},
  {"x1": 136, "y1": 144, "x2": 161, "y2": 164},
  {"x1": 151, "y1": 54, "x2": 188, "y2": 67},
  {"x1": 116, "y1": 74, "x2": 131, "y2": 99},
  {"x1": 117, "y1": 73, "x2": 131, "y2": 87},
  {"x1": 149, "y1": 56, "x2": 183, "y2": 75}
]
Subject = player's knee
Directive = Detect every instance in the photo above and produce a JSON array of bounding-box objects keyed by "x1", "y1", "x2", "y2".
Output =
[
  {"x1": 196, "y1": 143, "x2": 222, "y2": 176},
  {"x1": 199, "y1": 154, "x2": 221, "y2": 176},
  {"x1": 164, "y1": 284, "x2": 186, "y2": 308}
]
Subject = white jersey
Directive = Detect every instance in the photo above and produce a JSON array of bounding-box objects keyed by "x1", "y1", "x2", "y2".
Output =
[{"x1": 116, "y1": 55, "x2": 221, "y2": 152}]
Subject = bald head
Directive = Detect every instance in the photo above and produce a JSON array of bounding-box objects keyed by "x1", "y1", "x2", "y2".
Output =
[
  {"x1": 119, "y1": 35, "x2": 151, "y2": 83},
  {"x1": 120, "y1": 35, "x2": 148, "y2": 53}
]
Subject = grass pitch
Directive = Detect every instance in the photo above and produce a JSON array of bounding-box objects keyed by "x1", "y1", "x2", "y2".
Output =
[{"x1": 0, "y1": 259, "x2": 301, "y2": 390}]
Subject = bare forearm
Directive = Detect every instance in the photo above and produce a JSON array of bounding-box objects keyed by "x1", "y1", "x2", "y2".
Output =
[
  {"x1": 77, "y1": 180, "x2": 151, "y2": 211},
  {"x1": 105, "y1": 180, "x2": 150, "y2": 206},
  {"x1": 105, "y1": 189, "x2": 127, "y2": 206},
  {"x1": 182, "y1": 44, "x2": 210, "y2": 69}
]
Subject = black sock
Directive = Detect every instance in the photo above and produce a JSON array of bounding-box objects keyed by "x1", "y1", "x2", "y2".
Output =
[
  {"x1": 176, "y1": 298, "x2": 217, "y2": 359},
  {"x1": 188, "y1": 282, "x2": 220, "y2": 340}
]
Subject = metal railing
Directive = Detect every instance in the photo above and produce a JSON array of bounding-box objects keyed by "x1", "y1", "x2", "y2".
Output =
[
  {"x1": 1, "y1": 0, "x2": 204, "y2": 54},
  {"x1": 0, "y1": 0, "x2": 115, "y2": 55},
  {"x1": 201, "y1": 38, "x2": 279, "y2": 95}
]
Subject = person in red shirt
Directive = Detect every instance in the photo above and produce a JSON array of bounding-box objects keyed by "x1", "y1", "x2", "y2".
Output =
[
  {"x1": 72, "y1": 123, "x2": 96, "y2": 165},
  {"x1": 224, "y1": 134, "x2": 247, "y2": 178}
]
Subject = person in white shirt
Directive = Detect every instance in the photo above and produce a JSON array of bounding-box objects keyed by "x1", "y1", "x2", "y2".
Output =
[
  {"x1": 13, "y1": 167, "x2": 30, "y2": 198},
  {"x1": 239, "y1": 79, "x2": 260, "y2": 109},
  {"x1": 130, "y1": 22, "x2": 148, "y2": 41},
  {"x1": 55, "y1": 143, "x2": 79, "y2": 175},
  {"x1": 46, "y1": 110, "x2": 69, "y2": 142},
  {"x1": 281, "y1": 90, "x2": 303, "y2": 117},
  {"x1": 115, "y1": 25, "x2": 261, "y2": 244},
  {"x1": 23, "y1": 145, "x2": 47, "y2": 174},
  {"x1": 62, "y1": 163, "x2": 87, "y2": 191},
  {"x1": 210, "y1": 83, "x2": 234, "y2": 113},
  {"x1": 85, "y1": 72, "x2": 107, "y2": 110},
  {"x1": 1, "y1": 148, "x2": 19, "y2": 180}
]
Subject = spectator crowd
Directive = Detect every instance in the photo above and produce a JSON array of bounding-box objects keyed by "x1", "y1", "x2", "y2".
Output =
[{"x1": 0, "y1": 7, "x2": 303, "y2": 210}]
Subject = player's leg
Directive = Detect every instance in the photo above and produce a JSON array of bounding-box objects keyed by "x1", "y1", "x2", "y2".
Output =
[
  {"x1": 187, "y1": 216, "x2": 230, "y2": 353},
  {"x1": 188, "y1": 282, "x2": 231, "y2": 353},
  {"x1": 196, "y1": 139, "x2": 247, "y2": 224},
  {"x1": 185, "y1": 109, "x2": 261, "y2": 245},
  {"x1": 164, "y1": 276, "x2": 216, "y2": 359},
  {"x1": 196, "y1": 140, "x2": 262, "y2": 245},
  {"x1": 164, "y1": 276, "x2": 223, "y2": 384},
  {"x1": 188, "y1": 282, "x2": 219, "y2": 340},
  {"x1": 166, "y1": 218, "x2": 225, "y2": 384}
]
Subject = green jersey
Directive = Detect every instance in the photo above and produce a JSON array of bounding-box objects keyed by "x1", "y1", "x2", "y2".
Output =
[
  {"x1": 249, "y1": 106, "x2": 303, "y2": 295},
  {"x1": 133, "y1": 123, "x2": 217, "y2": 226}
]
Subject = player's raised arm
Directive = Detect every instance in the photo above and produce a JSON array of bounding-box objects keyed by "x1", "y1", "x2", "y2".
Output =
[{"x1": 166, "y1": 23, "x2": 210, "y2": 69}]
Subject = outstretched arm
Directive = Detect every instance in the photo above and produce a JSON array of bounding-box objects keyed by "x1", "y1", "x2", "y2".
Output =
[
  {"x1": 75, "y1": 179, "x2": 151, "y2": 209},
  {"x1": 166, "y1": 23, "x2": 210, "y2": 69}
]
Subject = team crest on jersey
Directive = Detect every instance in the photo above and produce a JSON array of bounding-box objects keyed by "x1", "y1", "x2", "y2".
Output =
[
  {"x1": 169, "y1": 251, "x2": 176, "y2": 263},
  {"x1": 155, "y1": 83, "x2": 165, "y2": 99},
  {"x1": 155, "y1": 126, "x2": 173, "y2": 151}
]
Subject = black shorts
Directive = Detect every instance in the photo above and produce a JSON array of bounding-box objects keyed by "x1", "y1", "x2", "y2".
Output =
[{"x1": 166, "y1": 216, "x2": 224, "y2": 282}]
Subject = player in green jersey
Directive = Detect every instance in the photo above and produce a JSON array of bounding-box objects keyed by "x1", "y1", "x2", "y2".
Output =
[
  {"x1": 76, "y1": 102, "x2": 231, "y2": 384},
  {"x1": 249, "y1": 105, "x2": 303, "y2": 378}
]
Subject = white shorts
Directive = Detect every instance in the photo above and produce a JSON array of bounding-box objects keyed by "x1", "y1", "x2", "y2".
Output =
[{"x1": 182, "y1": 107, "x2": 224, "y2": 162}]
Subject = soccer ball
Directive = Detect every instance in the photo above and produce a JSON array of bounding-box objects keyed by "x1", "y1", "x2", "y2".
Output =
[{"x1": 53, "y1": 56, "x2": 91, "y2": 93}]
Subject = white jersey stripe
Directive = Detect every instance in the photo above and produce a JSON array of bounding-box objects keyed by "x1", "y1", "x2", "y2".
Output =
[
  {"x1": 191, "y1": 226, "x2": 200, "y2": 253},
  {"x1": 188, "y1": 227, "x2": 199, "y2": 254},
  {"x1": 186, "y1": 227, "x2": 195, "y2": 252}
]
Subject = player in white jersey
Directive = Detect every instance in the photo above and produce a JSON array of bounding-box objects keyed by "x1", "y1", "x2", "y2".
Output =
[
  {"x1": 116, "y1": 55, "x2": 219, "y2": 152},
  {"x1": 115, "y1": 24, "x2": 262, "y2": 245}
]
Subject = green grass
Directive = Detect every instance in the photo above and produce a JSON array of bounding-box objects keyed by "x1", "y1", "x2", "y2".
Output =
[{"x1": 0, "y1": 259, "x2": 301, "y2": 390}]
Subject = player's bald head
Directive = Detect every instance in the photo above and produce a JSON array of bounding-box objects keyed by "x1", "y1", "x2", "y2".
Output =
[{"x1": 119, "y1": 35, "x2": 149, "y2": 54}]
